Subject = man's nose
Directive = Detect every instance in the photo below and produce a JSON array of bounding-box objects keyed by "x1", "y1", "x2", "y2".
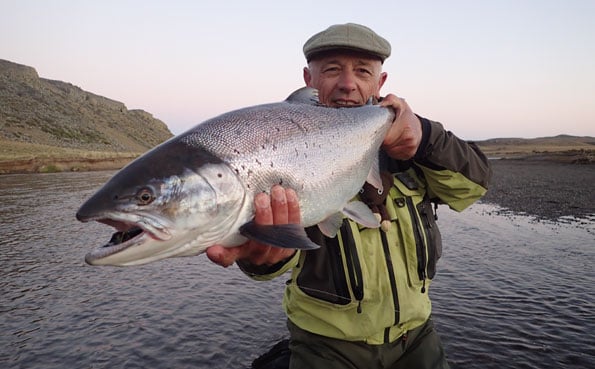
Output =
[{"x1": 337, "y1": 71, "x2": 357, "y2": 91}]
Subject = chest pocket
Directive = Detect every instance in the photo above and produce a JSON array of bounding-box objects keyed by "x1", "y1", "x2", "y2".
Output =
[{"x1": 385, "y1": 169, "x2": 442, "y2": 292}]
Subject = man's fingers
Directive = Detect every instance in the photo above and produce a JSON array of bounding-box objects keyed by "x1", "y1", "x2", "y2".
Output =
[
  {"x1": 208, "y1": 185, "x2": 301, "y2": 267},
  {"x1": 286, "y1": 188, "x2": 301, "y2": 224},
  {"x1": 206, "y1": 245, "x2": 242, "y2": 268},
  {"x1": 271, "y1": 185, "x2": 289, "y2": 224},
  {"x1": 254, "y1": 191, "x2": 274, "y2": 225}
]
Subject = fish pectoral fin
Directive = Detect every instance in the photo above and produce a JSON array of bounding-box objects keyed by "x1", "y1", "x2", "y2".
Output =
[
  {"x1": 317, "y1": 213, "x2": 344, "y2": 238},
  {"x1": 342, "y1": 201, "x2": 381, "y2": 229},
  {"x1": 239, "y1": 221, "x2": 320, "y2": 250}
]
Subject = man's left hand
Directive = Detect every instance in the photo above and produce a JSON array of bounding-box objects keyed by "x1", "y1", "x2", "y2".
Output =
[{"x1": 380, "y1": 94, "x2": 422, "y2": 160}]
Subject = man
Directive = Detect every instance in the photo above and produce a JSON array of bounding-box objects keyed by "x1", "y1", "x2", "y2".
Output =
[{"x1": 207, "y1": 23, "x2": 491, "y2": 368}]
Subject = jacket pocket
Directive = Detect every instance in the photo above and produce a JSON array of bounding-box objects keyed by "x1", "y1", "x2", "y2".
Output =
[
  {"x1": 390, "y1": 170, "x2": 440, "y2": 292},
  {"x1": 295, "y1": 224, "x2": 362, "y2": 306}
]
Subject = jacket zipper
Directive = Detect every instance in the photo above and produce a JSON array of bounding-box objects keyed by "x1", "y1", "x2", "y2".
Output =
[
  {"x1": 406, "y1": 197, "x2": 427, "y2": 293},
  {"x1": 340, "y1": 220, "x2": 364, "y2": 313},
  {"x1": 380, "y1": 229, "x2": 400, "y2": 343},
  {"x1": 419, "y1": 201, "x2": 437, "y2": 279}
]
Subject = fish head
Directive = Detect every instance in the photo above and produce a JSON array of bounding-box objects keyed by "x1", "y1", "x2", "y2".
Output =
[{"x1": 76, "y1": 139, "x2": 247, "y2": 266}]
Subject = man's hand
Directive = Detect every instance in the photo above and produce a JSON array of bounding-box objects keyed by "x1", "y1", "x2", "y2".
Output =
[
  {"x1": 380, "y1": 94, "x2": 423, "y2": 160},
  {"x1": 206, "y1": 185, "x2": 299, "y2": 268}
]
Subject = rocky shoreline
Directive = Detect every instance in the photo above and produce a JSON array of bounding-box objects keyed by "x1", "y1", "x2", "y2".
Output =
[
  {"x1": 480, "y1": 159, "x2": 595, "y2": 221},
  {"x1": 0, "y1": 155, "x2": 137, "y2": 174}
]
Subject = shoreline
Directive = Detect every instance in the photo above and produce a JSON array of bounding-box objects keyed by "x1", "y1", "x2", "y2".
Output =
[
  {"x1": 0, "y1": 156, "x2": 137, "y2": 174},
  {"x1": 1, "y1": 146, "x2": 593, "y2": 175},
  {"x1": 0, "y1": 139, "x2": 141, "y2": 174},
  {"x1": 480, "y1": 159, "x2": 595, "y2": 221},
  {"x1": 2, "y1": 153, "x2": 593, "y2": 222}
]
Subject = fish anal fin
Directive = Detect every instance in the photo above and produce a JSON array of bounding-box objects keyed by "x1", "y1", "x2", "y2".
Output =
[
  {"x1": 342, "y1": 201, "x2": 381, "y2": 229},
  {"x1": 365, "y1": 154, "x2": 383, "y2": 192}
]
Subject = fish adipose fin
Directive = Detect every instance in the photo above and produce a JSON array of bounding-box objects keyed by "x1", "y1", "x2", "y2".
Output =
[{"x1": 239, "y1": 222, "x2": 320, "y2": 250}]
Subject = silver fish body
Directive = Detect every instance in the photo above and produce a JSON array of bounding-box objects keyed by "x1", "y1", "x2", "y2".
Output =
[{"x1": 76, "y1": 88, "x2": 394, "y2": 266}]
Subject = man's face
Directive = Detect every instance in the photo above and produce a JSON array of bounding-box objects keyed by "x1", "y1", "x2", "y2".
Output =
[{"x1": 303, "y1": 52, "x2": 387, "y2": 107}]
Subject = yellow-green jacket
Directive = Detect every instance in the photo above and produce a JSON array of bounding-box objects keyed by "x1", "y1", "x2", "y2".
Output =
[{"x1": 239, "y1": 117, "x2": 491, "y2": 345}]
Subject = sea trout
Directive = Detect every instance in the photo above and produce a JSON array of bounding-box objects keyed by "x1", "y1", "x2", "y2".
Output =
[{"x1": 76, "y1": 88, "x2": 394, "y2": 266}]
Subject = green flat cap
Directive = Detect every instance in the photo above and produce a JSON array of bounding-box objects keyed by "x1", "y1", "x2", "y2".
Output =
[{"x1": 303, "y1": 23, "x2": 391, "y2": 62}]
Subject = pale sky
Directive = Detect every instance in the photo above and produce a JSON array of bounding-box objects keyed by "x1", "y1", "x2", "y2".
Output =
[{"x1": 2, "y1": 0, "x2": 594, "y2": 140}]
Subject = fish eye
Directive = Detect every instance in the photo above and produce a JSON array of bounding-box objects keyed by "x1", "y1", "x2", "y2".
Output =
[{"x1": 136, "y1": 187, "x2": 155, "y2": 205}]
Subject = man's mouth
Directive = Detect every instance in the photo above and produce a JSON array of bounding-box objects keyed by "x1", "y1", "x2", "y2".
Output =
[{"x1": 333, "y1": 99, "x2": 361, "y2": 107}]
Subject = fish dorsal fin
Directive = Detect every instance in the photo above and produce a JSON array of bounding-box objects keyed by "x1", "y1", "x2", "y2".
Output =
[
  {"x1": 342, "y1": 201, "x2": 381, "y2": 229},
  {"x1": 286, "y1": 87, "x2": 320, "y2": 106}
]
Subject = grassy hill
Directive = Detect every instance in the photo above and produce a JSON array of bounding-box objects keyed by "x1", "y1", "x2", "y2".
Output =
[{"x1": 0, "y1": 59, "x2": 173, "y2": 173}]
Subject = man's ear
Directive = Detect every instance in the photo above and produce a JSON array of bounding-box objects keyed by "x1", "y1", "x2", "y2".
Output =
[
  {"x1": 378, "y1": 71, "x2": 388, "y2": 92},
  {"x1": 303, "y1": 67, "x2": 313, "y2": 87}
]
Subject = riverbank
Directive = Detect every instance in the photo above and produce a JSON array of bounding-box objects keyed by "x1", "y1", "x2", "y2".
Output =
[
  {"x1": 480, "y1": 159, "x2": 595, "y2": 221},
  {"x1": 0, "y1": 139, "x2": 140, "y2": 174},
  {"x1": 1, "y1": 140, "x2": 593, "y2": 221}
]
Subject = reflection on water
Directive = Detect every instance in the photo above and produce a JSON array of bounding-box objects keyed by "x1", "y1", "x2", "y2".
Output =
[{"x1": 0, "y1": 171, "x2": 593, "y2": 369}]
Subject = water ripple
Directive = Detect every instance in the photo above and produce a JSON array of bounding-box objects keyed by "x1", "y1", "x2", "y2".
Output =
[{"x1": 0, "y1": 173, "x2": 593, "y2": 369}]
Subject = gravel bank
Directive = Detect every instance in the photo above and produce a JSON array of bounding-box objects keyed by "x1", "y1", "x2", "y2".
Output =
[{"x1": 480, "y1": 159, "x2": 595, "y2": 220}]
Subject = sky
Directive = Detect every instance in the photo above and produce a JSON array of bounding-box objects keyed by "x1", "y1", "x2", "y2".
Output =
[{"x1": 1, "y1": 0, "x2": 594, "y2": 140}]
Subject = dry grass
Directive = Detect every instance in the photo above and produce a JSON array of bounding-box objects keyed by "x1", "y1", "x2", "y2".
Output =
[
  {"x1": 0, "y1": 139, "x2": 143, "y2": 174},
  {"x1": 0, "y1": 139, "x2": 141, "y2": 161}
]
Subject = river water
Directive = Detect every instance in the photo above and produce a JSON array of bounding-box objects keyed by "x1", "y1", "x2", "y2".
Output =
[{"x1": 0, "y1": 171, "x2": 593, "y2": 369}]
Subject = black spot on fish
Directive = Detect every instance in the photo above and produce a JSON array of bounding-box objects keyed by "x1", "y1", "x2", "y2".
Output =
[{"x1": 217, "y1": 173, "x2": 222, "y2": 178}]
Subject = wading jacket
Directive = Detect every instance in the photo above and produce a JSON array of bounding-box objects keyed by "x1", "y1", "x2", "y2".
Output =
[{"x1": 238, "y1": 116, "x2": 492, "y2": 345}]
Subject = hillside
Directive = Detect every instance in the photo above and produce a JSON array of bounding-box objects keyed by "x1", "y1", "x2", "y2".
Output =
[
  {"x1": 0, "y1": 59, "x2": 173, "y2": 173},
  {"x1": 1, "y1": 58, "x2": 593, "y2": 174},
  {"x1": 476, "y1": 135, "x2": 595, "y2": 163}
]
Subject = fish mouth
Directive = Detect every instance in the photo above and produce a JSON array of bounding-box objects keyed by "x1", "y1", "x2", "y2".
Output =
[{"x1": 84, "y1": 218, "x2": 163, "y2": 265}]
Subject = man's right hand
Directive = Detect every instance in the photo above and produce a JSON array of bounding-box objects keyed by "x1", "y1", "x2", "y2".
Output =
[{"x1": 206, "y1": 185, "x2": 300, "y2": 267}]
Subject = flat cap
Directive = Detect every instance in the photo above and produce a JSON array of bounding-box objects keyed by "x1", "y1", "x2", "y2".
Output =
[{"x1": 303, "y1": 23, "x2": 391, "y2": 62}]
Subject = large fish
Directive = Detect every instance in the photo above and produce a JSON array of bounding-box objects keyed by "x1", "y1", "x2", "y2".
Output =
[{"x1": 76, "y1": 88, "x2": 394, "y2": 266}]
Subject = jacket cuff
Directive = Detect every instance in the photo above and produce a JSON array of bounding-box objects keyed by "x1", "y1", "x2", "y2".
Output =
[
  {"x1": 413, "y1": 114, "x2": 432, "y2": 160},
  {"x1": 237, "y1": 251, "x2": 299, "y2": 280}
]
